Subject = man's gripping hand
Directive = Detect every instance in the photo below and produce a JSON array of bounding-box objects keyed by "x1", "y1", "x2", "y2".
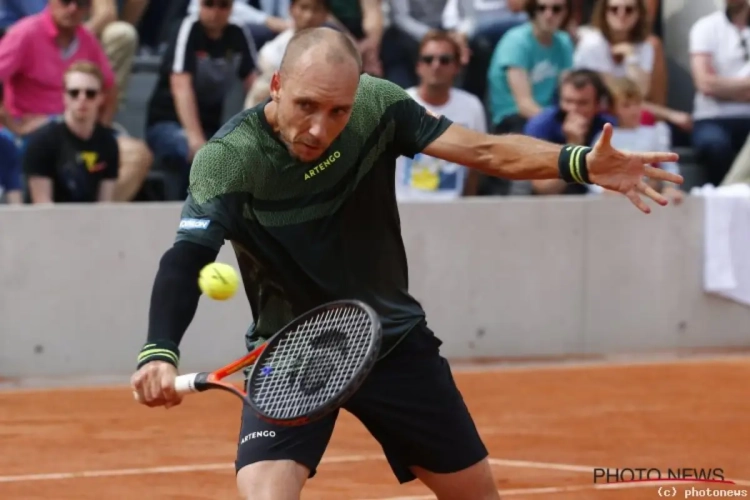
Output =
[{"x1": 131, "y1": 361, "x2": 182, "y2": 409}]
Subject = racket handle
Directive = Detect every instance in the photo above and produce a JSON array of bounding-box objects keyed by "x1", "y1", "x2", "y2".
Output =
[{"x1": 132, "y1": 372, "x2": 209, "y2": 403}]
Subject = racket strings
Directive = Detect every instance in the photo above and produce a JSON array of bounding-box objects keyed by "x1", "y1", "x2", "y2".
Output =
[{"x1": 251, "y1": 306, "x2": 375, "y2": 419}]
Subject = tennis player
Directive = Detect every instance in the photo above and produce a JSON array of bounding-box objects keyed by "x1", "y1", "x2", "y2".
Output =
[{"x1": 131, "y1": 27, "x2": 681, "y2": 500}]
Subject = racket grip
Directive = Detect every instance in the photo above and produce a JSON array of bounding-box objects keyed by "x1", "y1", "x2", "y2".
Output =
[{"x1": 174, "y1": 373, "x2": 202, "y2": 394}]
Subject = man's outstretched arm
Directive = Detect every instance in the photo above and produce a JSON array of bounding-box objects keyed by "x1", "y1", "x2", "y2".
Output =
[{"x1": 422, "y1": 123, "x2": 682, "y2": 213}]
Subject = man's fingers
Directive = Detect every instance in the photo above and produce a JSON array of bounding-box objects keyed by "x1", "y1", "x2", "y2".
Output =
[
  {"x1": 637, "y1": 152, "x2": 680, "y2": 166},
  {"x1": 625, "y1": 188, "x2": 651, "y2": 214},
  {"x1": 595, "y1": 122, "x2": 614, "y2": 149},
  {"x1": 643, "y1": 164, "x2": 684, "y2": 184},
  {"x1": 639, "y1": 181, "x2": 667, "y2": 206}
]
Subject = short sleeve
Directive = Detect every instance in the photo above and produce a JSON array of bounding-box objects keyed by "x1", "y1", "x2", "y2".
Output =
[
  {"x1": 166, "y1": 17, "x2": 199, "y2": 74},
  {"x1": 23, "y1": 124, "x2": 58, "y2": 178},
  {"x1": 559, "y1": 34, "x2": 574, "y2": 70},
  {"x1": 572, "y1": 30, "x2": 612, "y2": 73},
  {"x1": 690, "y1": 16, "x2": 714, "y2": 55},
  {"x1": 0, "y1": 21, "x2": 27, "y2": 81},
  {"x1": 494, "y1": 29, "x2": 531, "y2": 70},
  {"x1": 176, "y1": 140, "x2": 247, "y2": 250}
]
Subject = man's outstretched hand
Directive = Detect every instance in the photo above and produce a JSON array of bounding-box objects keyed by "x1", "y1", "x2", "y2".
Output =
[{"x1": 587, "y1": 123, "x2": 683, "y2": 214}]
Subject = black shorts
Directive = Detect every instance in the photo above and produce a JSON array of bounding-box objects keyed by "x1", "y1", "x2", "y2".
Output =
[{"x1": 234, "y1": 321, "x2": 488, "y2": 483}]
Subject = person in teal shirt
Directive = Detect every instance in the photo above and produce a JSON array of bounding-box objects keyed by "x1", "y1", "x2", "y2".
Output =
[{"x1": 486, "y1": 0, "x2": 573, "y2": 134}]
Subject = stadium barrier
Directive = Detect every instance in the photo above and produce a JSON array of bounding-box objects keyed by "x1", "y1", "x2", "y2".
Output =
[{"x1": 1, "y1": 196, "x2": 748, "y2": 378}]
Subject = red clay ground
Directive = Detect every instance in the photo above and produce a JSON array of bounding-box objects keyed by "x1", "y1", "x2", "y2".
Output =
[{"x1": 1, "y1": 356, "x2": 748, "y2": 499}]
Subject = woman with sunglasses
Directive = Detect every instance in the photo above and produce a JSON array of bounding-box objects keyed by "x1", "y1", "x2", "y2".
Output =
[{"x1": 573, "y1": 0, "x2": 691, "y2": 132}]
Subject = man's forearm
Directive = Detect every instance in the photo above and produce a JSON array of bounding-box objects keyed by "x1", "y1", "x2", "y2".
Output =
[
  {"x1": 478, "y1": 134, "x2": 563, "y2": 180},
  {"x1": 360, "y1": 0, "x2": 383, "y2": 43},
  {"x1": 173, "y1": 91, "x2": 205, "y2": 140},
  {"x1": 705, "y1": 76, "x2": 750, "y2": 101}
]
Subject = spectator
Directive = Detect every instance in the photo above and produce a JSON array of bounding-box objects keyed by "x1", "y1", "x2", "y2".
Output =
[
  {"x1": 382, "y1": 0, "x2": 447, "y2": 89},
  {"x1": 590, "y1": 76, "x2": 683, "y2": 203},
  {"x1": 188, "y1": 0, "x2": 291, "y2": 49},
  {"x1": 245, "y1": 0, "x2": 329, "y2": 109},
  {"x1": 442, "y1": 0, "x2": 528, "y2": 101},
  {"x1": 487, "y1": 0, "x2": 573, "y2": 134},
  {"x1": 145, "y1": 0, "x2": 257, "y2": 199},
  {"x1": 87, "y1": 0, "x2": 140, "y2": 107},
  {"x1": 572, "y1": 0, "x2": 688, "y2": 129},
  {"x1": 395, "y1": 30, "x2": 486, "y2": 201},
  {"x1": 24, "y1": 62, "x2": 119, "y2": 204},
  {"x1": 521, "y1": 68, "x2": 615, "y2": 195},
  {"x1": 0, "y1": 132, "x2": 21, "y2": 204},
  {"x1": 0, "y1": 0, "x2": 152, "y2": 202},
  {"x1": 0, "y1": 0, "x2": 46, "y2": 30},
  {"x1": 328, "y1": 0, "x2": 383, "y2": 76},
  {"x1": 690, "y1": 0, "x2": 750, "y2": 188}
]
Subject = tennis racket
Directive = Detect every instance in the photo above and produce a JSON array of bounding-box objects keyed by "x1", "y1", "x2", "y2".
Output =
[{"x1": 134, "y1": 300, "x2": 382, "y2": 426}]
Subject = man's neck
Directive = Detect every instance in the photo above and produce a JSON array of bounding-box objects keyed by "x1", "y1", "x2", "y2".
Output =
[
  {"x1": 532, "y1": 23, "x2": 554, "y2": 45},
  {"x1": 65, "y1": 113, "x2": 96, "y2": 140},
  {"x1": 417, "y1": 85, "x2": 450, "y2": 107},
  {"x1": 55, "y1": 27, "x2": 77, "y2": 49}
]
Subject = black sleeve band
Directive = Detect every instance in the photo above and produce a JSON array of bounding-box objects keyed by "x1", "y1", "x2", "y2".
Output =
[
  {"x1": 138, "y1": 241, "x2": 219, "y2": 368},
  {"x1": 558, "y1": 145, "x2": 592, "y2": 184}
]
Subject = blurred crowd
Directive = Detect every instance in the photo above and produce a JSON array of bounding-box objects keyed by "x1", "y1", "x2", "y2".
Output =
[{"x1": 0, "y1": 0, "x2": 749, "y2": 205}]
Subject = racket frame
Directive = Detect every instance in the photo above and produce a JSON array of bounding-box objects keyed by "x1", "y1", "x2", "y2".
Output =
[{"x1": 247, "y1": 299, "x2": 382, "y2": 425}]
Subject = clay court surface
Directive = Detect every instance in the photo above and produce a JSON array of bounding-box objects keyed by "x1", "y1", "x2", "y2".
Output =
[{"x1": 1, "y1": 356, "x2": 749, "y2": 499}]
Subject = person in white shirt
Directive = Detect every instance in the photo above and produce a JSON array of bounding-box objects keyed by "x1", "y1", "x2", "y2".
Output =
[
  {"x1": 690, "y1": 0, "x2": 750, "y2": 187},
  {"x1": 590, "y1": 76, "x2": 683, "y2": 204},
  {"x1": 244, "y1": 0, "x2": 330, "y2": 108},
  {"x1": 573, "y1": 0, "x2": 690, "y2": 131},
  {"x1": 395, "y1": 30, "x2": 487, "y2": 201}
]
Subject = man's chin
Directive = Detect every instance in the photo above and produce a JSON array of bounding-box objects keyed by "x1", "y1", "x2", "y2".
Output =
[{"x1": 292, "y1": 143, "x2": 325, "y2": 162}]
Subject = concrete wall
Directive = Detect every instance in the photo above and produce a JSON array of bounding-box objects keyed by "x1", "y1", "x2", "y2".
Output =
[{"x1": 1, "y1": 198, "x2": 748, "y2": 378}]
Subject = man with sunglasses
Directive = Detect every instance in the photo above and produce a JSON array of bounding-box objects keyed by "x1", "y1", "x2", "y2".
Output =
[
  {"x1": 131, "y1": 25, "x2": 682, "y2": 500},
  {"x1": 145, "y1": 0, "x2": 257, "y2": 199},
  {"x1": 396, "y1": 30, "x2": 486, "y2": 200},
  {"x1": 23, "y1": 61, "x2": 119, "y2": 203}
]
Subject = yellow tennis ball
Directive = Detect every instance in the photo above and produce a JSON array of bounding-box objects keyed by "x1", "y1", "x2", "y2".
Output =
[{"x1": 199, "y1": 262, "x2": 239, "y2": 300}]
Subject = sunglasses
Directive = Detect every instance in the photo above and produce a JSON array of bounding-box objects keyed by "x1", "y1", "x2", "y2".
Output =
[
  {"x1": 66, "y1": 88, "x2": 99, "y2": 100},
  {"x1": 608, "y1": 5, "x2": 636, "y2": 15},
  {"x1": 60, "y1": 0, "x2": 92, "y2": 7},
  {"x1": 202, "y1": 0, "x2": 232, "y2": 8},
  {"x1": 536, "y1": 4, "x2": 565, "y2": 14},
  {"x1": 419, "y1": 54, "x2": 455, "y2": 65}
]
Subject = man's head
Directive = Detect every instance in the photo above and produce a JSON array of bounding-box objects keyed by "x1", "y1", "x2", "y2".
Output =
[
  {"x1": 270, "y1": 27, "x2": 362, "y2": 162},
  {"x1": 726, "y1": 0, "x2": 749, "y2": 15},
  {"x1": 63, "y1": 61, "x2": 104, "y2": 122},
  {"x1": 415, "y1": 30, "x2": 462, "y2": 91},
  {"x1": 526, "y1": 0, "x2": 571, "y2": 35},
  {"x1": 49, "y1": 0, "x2": 91, "y2": 31},
  {"x1": 559, "y1": 69, "x2": 608, "y2": 122},
  {"x1": 199, "y1": 0, "x2": 233, "y2": 34},
  {"x1": 290, "y1": 0, "x2": 330, "y2": 31},
  {"x1": 607, "y1": 77, "x2": 642, "y2": 128}
]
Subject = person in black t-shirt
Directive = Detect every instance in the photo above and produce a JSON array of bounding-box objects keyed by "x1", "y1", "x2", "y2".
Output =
[
  {"x1": 145, "y1": 0, "x2": 257, "y2": 198},
  {"x1": 24, "y1": 61, "x2": 119, "y2": 204}
]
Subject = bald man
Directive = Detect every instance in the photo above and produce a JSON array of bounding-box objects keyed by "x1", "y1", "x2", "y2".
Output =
[{"x1": 131, "y1": 27, "x2": 681, "y2": 500}]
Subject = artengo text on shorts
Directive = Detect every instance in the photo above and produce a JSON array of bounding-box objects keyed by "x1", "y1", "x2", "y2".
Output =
[{"x1": 240, "y1": 431, "x2": 276, "y2": 443}]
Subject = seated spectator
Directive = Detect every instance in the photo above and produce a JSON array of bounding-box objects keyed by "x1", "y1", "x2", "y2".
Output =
[
  {"x1": 572, "y1": 0, "x2": 689, "y2": 130},
  {"x1": 395, "y1": 30, "x2": 486, "y2": 201},
  {"x1": 690, "y1": 0, "x2": 750, "y2": 187},
  {"x1": 245, "y1": 0, "x2": 329, "y2": 109},
  {"x1": 87, "y1": 0, "x2": 141, "y2": 108},
  {"x1": 0, "y1": 0, "x2": 151, "y2": 202},
  {"x1": 442, "y1": 0, "x2": 528, "y2": 101},
  {"x1": 145, "y1": 0, "x2": 257, "y2": 199},
  {"x1": 381, "y1": 0, "x2": 447, "y2": 89},
  {"x1": 590, "y1": 76, "x2": 683, "y2": 203},
  {"x1": 24, "y1": 62, "x2": 119, "y2": 203},
  {"x1": 0, "y1": 132, "x2": 21, "y2": 204},
  {"x1": 328, "y1": 0, "x2": 383, "y2": 77},
  {"x1": 188, "y1": 0, "x2": 291, "y2": 49},
  {"x1": 521, "y1": 68, "x2": 615, "y2": 195},
  {"x1": 487, "y1": 0, "x2": 573, "y2": 134}
]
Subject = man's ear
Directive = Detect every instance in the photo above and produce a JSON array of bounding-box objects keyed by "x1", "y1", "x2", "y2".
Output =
[{"x1": 270, "y1": 72, "x2": 281, "y2": 102}]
